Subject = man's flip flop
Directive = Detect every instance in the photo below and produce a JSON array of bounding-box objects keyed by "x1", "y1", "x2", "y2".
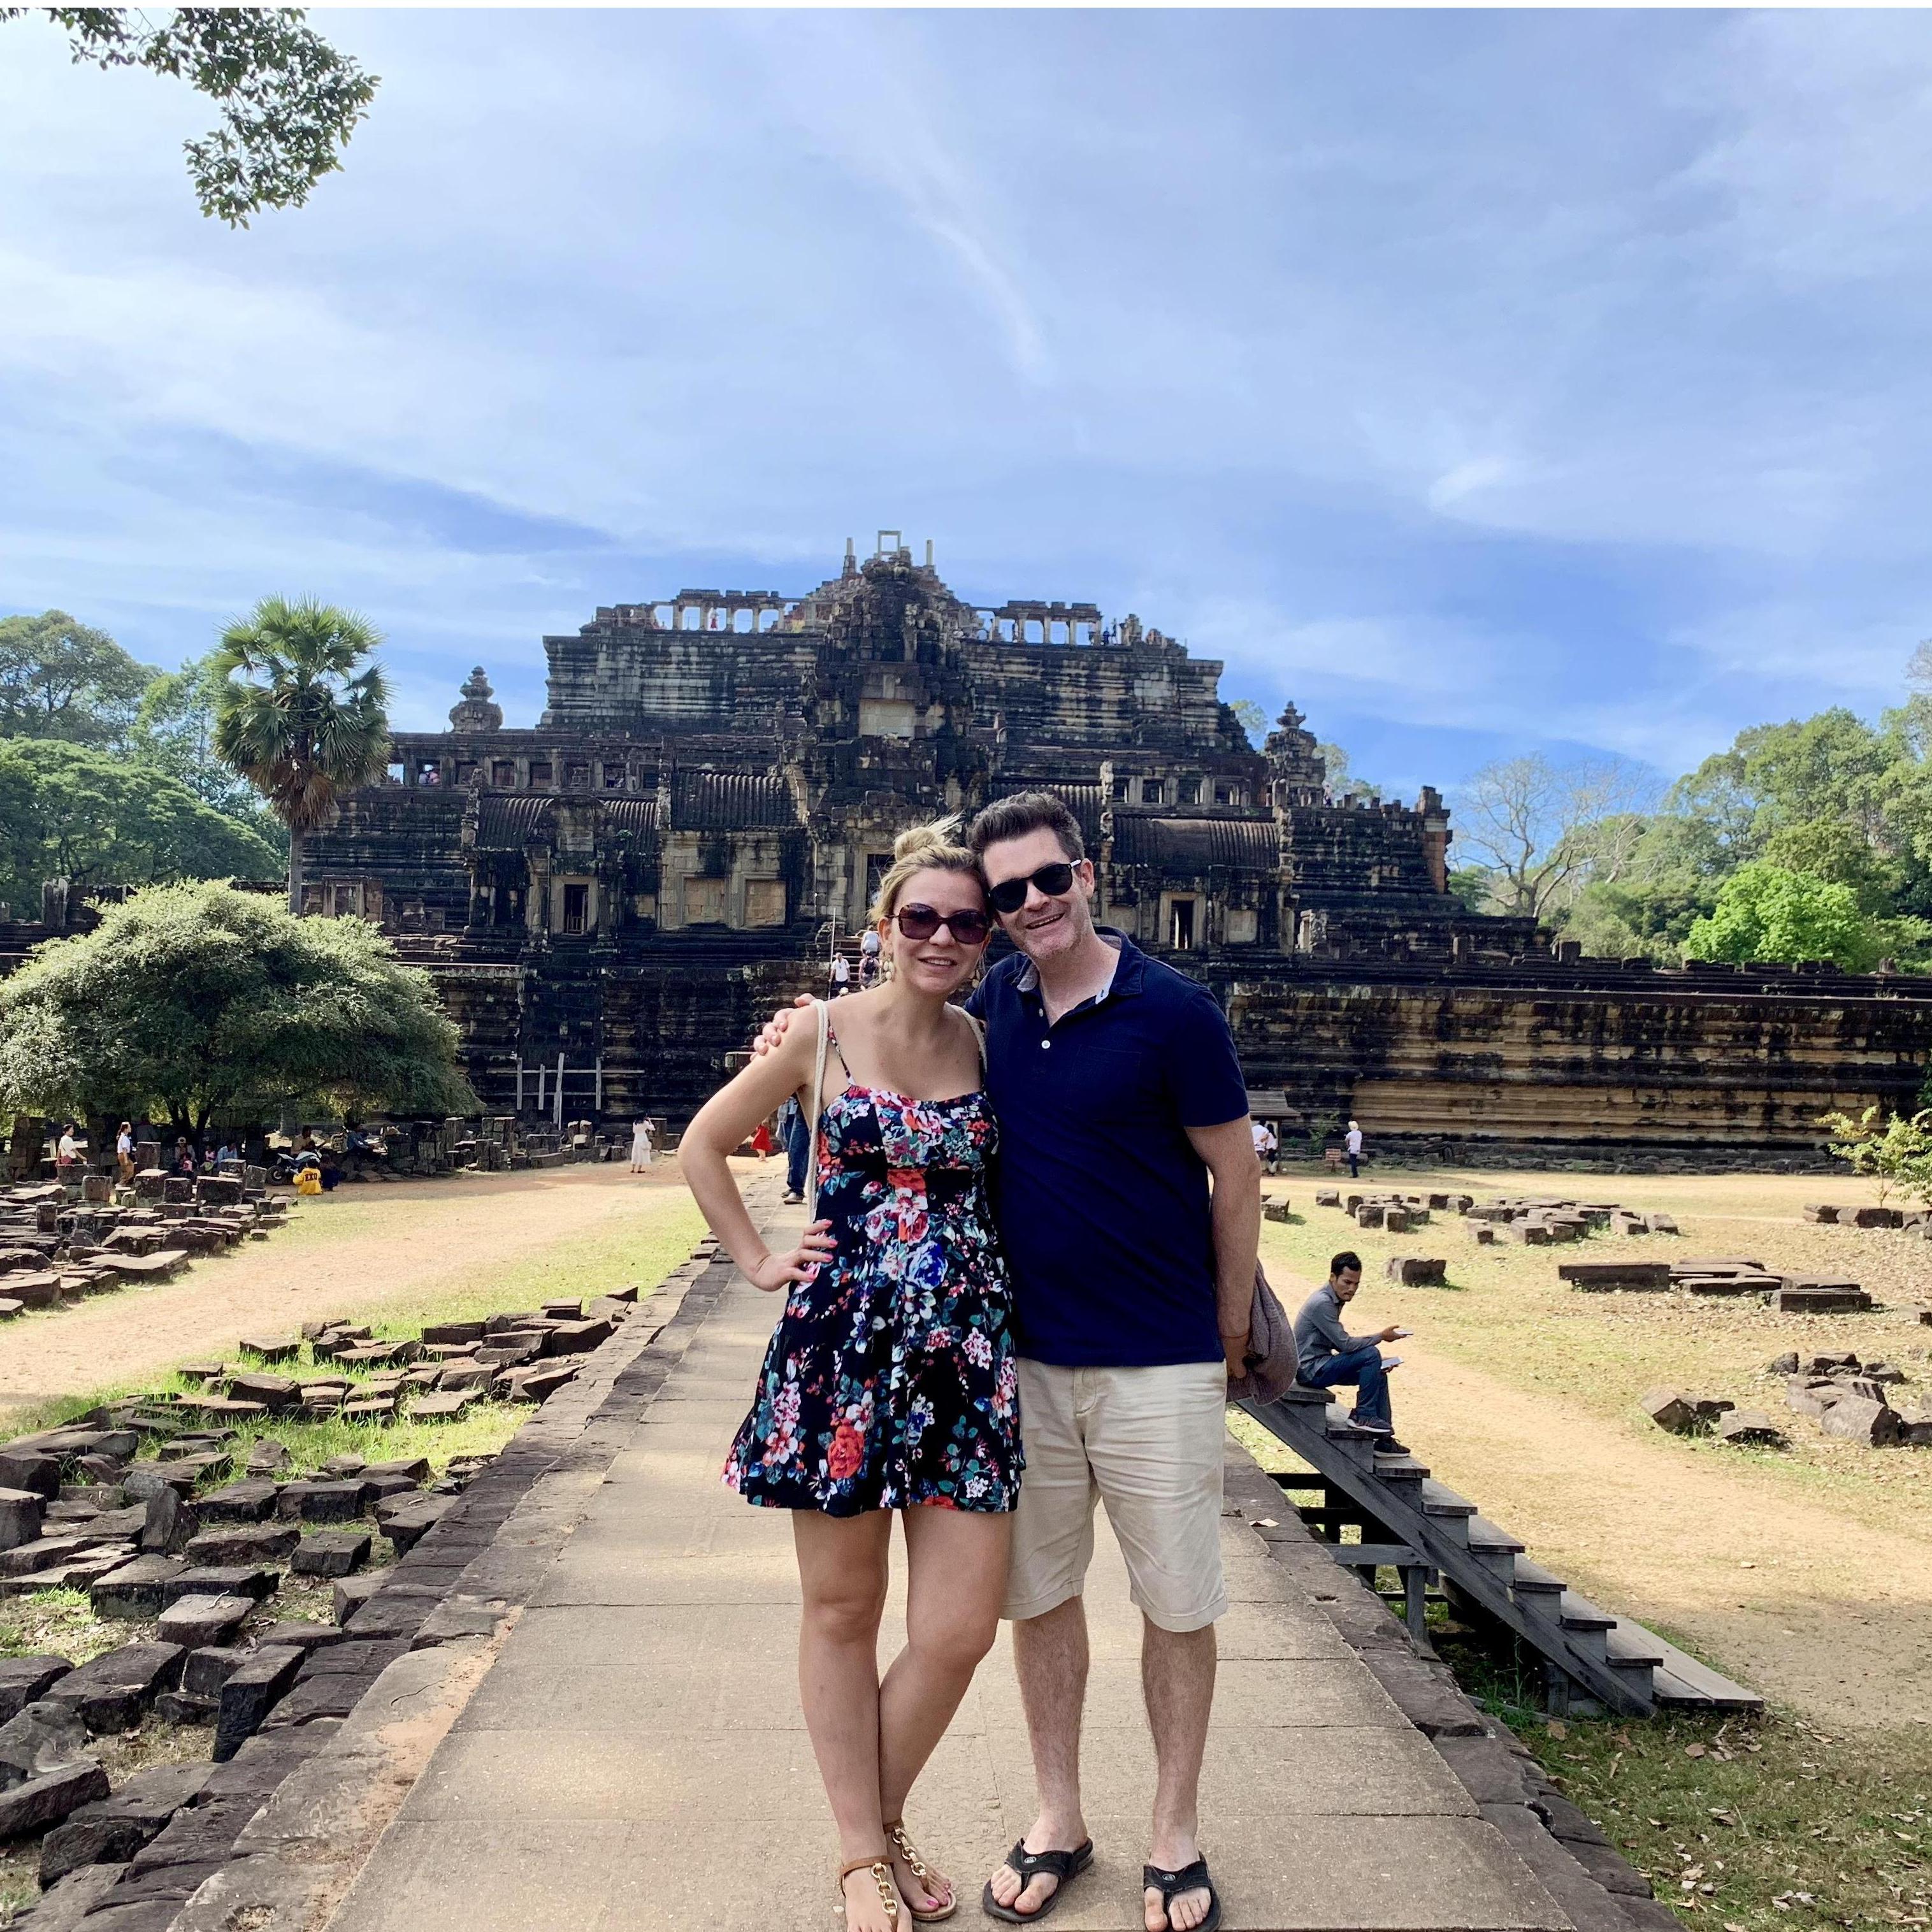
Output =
[
  {"x1": 1143, "y1": 1857, "x2": 1222, "y2": 1932},
  {"x1": 981, "y1": 1840, "x2": 1095, "y2": 1923}
]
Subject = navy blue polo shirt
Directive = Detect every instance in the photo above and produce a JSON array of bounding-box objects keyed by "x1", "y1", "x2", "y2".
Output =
[{"x1": 967, "y1": 930, "x2": 1250, "y2": 1368}]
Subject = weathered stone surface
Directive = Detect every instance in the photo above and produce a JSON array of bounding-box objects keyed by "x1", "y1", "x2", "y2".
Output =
[
  {"x1": 0, "y1": 1450, "x2": 61, "y2": 1499},
  {"x1": 0, "y1": 1487, "x2": 43, "y2": 1550},
  {"x1": 1383, "y1": 1256, "x2": 1446, "y2": 1286},
  {"x1": 289, "y1": 1531, "x2": 371, "y2": 1578},
  {"x1": 1779, "y1": 1282, "x2": 1873, "y2": 1314},
  {"x1": 235, "y1": 1334, "x2": 298, "y2": 1362},
  {"x1": 1715, "y1": 1408, "x2": 1787, "y2": 1446},
  {"x1": 1820, "y1": 1395, "x2": 1903, "y2": 1446},
  {"x1": 0, "y1": 1655, "x2": 71, "y2": 1721},
  {"x1": 1641, "y1": 1388, "x2": 1700, "y2": 1434},
  {"x1": 0, "y1": 1760, "x2": 109, "y2": 1840},
  {"x1": 212, "y1": 1647, "x2": 304, "y2": 1763},
  {"x1": 156, "y1": 1594, "x2": 254, "y2": 1648},
  {"x1": 162, "y1": 1564, "x2": 278, "y2": 1605},
  {"x1": 195, "y1": 1478, "x2": 277, "y2": 1525},
  {"x1": 40, "y1": 1759, "x2": 211, "y2": 1885},
  {"x1": 44, "y1": 1645, "x2": 184, "y2": 1732},
  {"x1": 137, "y1": 1485, "x2": 198, "y2": 1555},
  {"x1": 273, "y1": 1480, "x2": 365, "y2": 1524},
  {"x1": 89, "y1": 1557, "x2": 181, "y2": 1620},
  {"x1": 1768, "y1": 1350, "x2": 1801, "y2": 1374},
  {"x1": 407, "y1": 1392, "x2": 475, "y2": 1422},
  {"x1": 29, "y1": 1858, "x2": 129, "y2": 1932},
  {"x1": 183, "y1": 1524, "x2": 299, "y2": 1566},
  {"x1": 243, "y1": 1440, "x2": 291, "y2": 1476},
  {"x1": 1559, "y1": 1260, "x2": 1671, "y2": 1291},
  {"x1": 419, "y1": 1320, "x2": 486, "y2": 1346},
  {"x1": 330, "y1": 1573, "x2": 382, "y2": 1626},
  {"x1": 375, "y1": 1494, "x2": 453, "y2": 1554},
  {"x1": 182, "y1": 1647, "x2": 253, "y2": 1699},
  {"x1": 224, "y1": 1373, "x2": 299, "y2": 1412},
  {"x1": 0, "y1": 1699, "x2": 91, "y2": 1786}
]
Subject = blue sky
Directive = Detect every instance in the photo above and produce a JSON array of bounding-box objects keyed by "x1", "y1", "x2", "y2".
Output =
[{"x1": 4, "y1": 8, "x2": 1931, "y2": 802}]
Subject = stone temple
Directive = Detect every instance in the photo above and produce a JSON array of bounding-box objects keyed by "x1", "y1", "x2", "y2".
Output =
[{"x1": 297, "y1": 535, "x2": 1932, "y2": 1165}]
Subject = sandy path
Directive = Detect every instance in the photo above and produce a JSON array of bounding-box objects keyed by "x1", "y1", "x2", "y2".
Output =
[
  {"x1": 1258, "y1": 1260, "x2": 1932, "y2": 1728},
  {"x1": 0, "y1": 1164, "x2": 700, "y2": 1421}
]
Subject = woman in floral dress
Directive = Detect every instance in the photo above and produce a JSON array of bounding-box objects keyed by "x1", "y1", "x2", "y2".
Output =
[{"x1": 681, "y1": 821, "x2": 1019, "y2": 1932}]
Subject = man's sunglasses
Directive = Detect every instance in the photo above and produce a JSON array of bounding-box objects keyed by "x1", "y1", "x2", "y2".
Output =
[
  {"x1": 986, "y1": 861, "x2": 1079, "y2": 916},
  {"x1": 895, "y1": 904, "x2": 993, "y2": 946}
]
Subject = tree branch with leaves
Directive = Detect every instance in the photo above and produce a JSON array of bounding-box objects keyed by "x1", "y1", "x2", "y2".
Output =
[{"x1": 1, "y1": 7, "x2": 377, "y2": 224}]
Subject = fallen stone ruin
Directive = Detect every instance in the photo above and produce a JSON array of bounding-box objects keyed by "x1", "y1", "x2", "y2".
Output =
[
  {"x1": 1803, "y1": 1202, "x2": 1932, "y2": 1237},
  {"x1": 1560, "y1": 1254, "x2": 1875, "y2": 1312},
  {"x1": 1313, "y1": 1188, "x2": 1677, "y2": 1242},
  {"x1": 0, "y1": 1169, "x2": 289, "y2": 1322},
  {"x1": 0, "y1": 1232, "x2": 722, "y2": 1917},
  {"x1": 1644, "y1": 1350, "x2": 1929, "y2": 1450}
]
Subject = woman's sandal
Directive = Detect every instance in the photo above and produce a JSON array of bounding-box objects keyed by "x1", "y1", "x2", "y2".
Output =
[
  {"x1": 980, "y1": 1839, "x2": 1095, "y2": 1924},
  {"x1": 886, "y1": 1819, "x2": 956, "y2": 1924},
  {"x1": 1143, "y1": 1856, "x2": 1222, "y2": 1932},
  {"x1": 837, "y1": 1854, "x2": 900, "y2": 1927}
]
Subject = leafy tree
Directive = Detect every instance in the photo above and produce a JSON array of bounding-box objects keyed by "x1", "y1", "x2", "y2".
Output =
[
  {"x1": 1819, "y1": 1104, "x2": 1932, "y2": 1210},
  {"x1": 212, "y1": 598, "x2": 389, "y2": 913},
  {"x1": 1682, "y1": 861, "x2": 1931, "y2": 972},
  {"x1": 1228, "y1": 698, "x2": 1269, "y2": 743},
  {"x1": 1, "y1": 8, "x2": 378, "y2": 225},
  {"x1": 0, "y1": 610, "x2": 159, "y2": 747},
  {"x1": 132, "y1": 652, "x2": 287, "y2": 850},
  {"x1": 0, "y1": 880, "x2": 475, "y2": 1135},
  {"x1": 0, "y1": 739, "x2": 280, "y2": 915},
  {"x1": 1316, "y1": 740, "x2": 1381, "y2": 803}
]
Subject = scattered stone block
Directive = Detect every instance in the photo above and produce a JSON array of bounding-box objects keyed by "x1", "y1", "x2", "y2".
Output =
[
  {"x1": 1803, "y1": 1204, "x2": 1841, "y2": 1223},
  {"x1": 243, "y1": 1440, "x2": 291, "y2": 1476},
  {"x1": 1383, "y1": 1256, "x2": 1446, "y2": 1286},
  {"x1": 338, "y1": 1399, "x2": 399, "y2": 1426},
  {"x1": 1647, "y1": 1213, "x2": 1678, "y2": 1234},
  {"x1": 1497, "y1": 1222, "x2": 1551, "y2": 1245},
  {"x1": 436, "y1": 1362, "x2": 493, "y2": 1394},
  {"x1": 89, "y1": 1557, "x2": 181, "y2": 1620},
  {"x1": 236, "y1": 1336, "x2": 298, "y2": 1364},
  {"x1": 290, "y1": 1529, "x2": 371, "y2": 1579},
  {"x1": 0, "y1": 1699, "x2": 90, "y2": 1787},
  {"x1": 0, "y1": 1658, "x2": 71, "y2": 1722},
  {"x1": 376, "y1": 1494, "x2": 453, "y2": 1554},
  {"x1": 136, "y1": 1486, "x2": 198, "y2": 1555},
  {"x1": 273, "y1": 1480, "x2": 364, "y2": 1524},
  {"x1": 39, "y1": 1759, "x2": 210, "y2": 1885},
  {"x1": 0, "y1": 1451, "x2": 62, "y2": 1500},
  {"x1": 408, "y1": 1392, "x2": 475, "y2": 1422},
  {"x1": 196, "y1": 1479, "x2": 277, "y2": 1525},
  {"x1": 157, "y1": 1594, "x2": 254, "y2": 1648},
  {"x1": 331, "y1": 1573, "x2": 382, "y2": 1626},
  {"x1": 419, "y1": 1320, "x2": 487, "y2": 1346},
  {"x1": 1560, "y1": 1261, "x2": 1671, "y2": 1292},
  {"x1": 1715, "y1": 1409, "x2": 1787, "y2": 1447},
  {"x1": 181, "y1": 1647, "x2": 252, "y2": 1700},
  {"x1": 212, "y1": 1646, "x2": 303, "y2": 1762},
  {"x1": 183, "y1": 1524, "x2": 298, "y2": 1566},
  {"x1": 1786, "y1": 1378, "x2": 1842, "y2": 1420},
  {"x1": 152, "y1": 1691, "x2": 216, "y2": 1726},
  {"x1": 1768, "y1": 1351, "x2": 1801, "y2": 1375},
  {"x1": 1849, "y1": 1206, "x2": 1901, "y2": 1228},
  {"x1": 162, "y1": 1564, "x2": 278, "y2": 1605},
  {"x1": 44, "y1": 1643, "x2": 184, "y2": 1733},
  {"x1": 0, "y1": 1761, "x2": 110, "y2": 1840},
  {"x1": 0, "y1": 1489, "x2": 44, "y2": 1552},
  {"x1": 1778, "y1": 1283, "x2": 1873, "y2": 1315},
  {"x1": 224, "y1": 1373, "x2": 299, "y2": 1413},
  {"x1": 363, "y1": 1457, "x2": 429, "y2": 1483},
  {"x1": 1820, "y1": 1395, "x2": 1903, "y2": 1446},
  {"x1": 1261, "y1": 1200, "x2": 1291, "y2": 1224}
]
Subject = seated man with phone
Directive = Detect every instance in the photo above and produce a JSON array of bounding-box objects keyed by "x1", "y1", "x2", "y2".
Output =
[{"x1": 1292, "y1": 1250, "x2": 1412, "y2": 1455}]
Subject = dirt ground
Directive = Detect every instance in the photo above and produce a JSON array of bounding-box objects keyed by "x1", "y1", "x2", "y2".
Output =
[
  {"x1": 0, "y1": 1160, "x2": 716, "y2": 1420},
  {"x1": 1254, "y1": 1163, "x2": 1932, "y2": 1732}
]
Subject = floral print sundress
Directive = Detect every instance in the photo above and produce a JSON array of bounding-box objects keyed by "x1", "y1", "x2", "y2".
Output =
[{"x1": 723, "y1": 1058, "x2": 1022, "y2": 1515}]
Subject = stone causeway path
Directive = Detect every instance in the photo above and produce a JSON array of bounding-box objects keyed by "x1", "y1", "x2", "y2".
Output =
[{"x1": 326, "y1": 1216, "x2": 1575, "y2": 1932}]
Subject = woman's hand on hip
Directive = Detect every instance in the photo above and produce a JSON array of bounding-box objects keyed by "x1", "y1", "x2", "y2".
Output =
[{"x1": 747, "y1": 1220, "x2": 835, "y2": 1293}]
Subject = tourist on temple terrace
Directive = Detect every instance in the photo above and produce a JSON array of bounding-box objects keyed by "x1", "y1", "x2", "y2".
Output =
[
  {"x1": 760, "y1": 789, "x2": 1259, "y2": 1932},
  {"x1": 683, "y1": 818, "x2": 1018, "y2": 1932}
]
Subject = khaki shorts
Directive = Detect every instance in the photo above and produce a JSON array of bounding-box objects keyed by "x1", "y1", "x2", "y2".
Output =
[{"x1": 1004, "y1": 1357, "x2": 1229, "y2": 1633}]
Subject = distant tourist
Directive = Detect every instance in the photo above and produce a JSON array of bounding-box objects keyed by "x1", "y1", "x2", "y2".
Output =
[
  {"x1": 776, "y1": 1095, "x2": 807, "y2": 1204},
  {"x1": 171, "y1": 1137, "x2": 196, "y2": 1178},
  {"x1": 1293, "y1": 1250, "x2": 1411, "y2": 1455},
  {"x1": 747, "y1": 1119, "x2": 773, "y2": 1160},
  {"x1": 317, "y1": 1149, "x2": 343, "y2": 1192},
  {"x1": 1251, "y1": 1118, "x2": 1278, "y2": 1174},
  {"x1": 628, "y1": 1117, "x2": 656, "y2": 1172},
  {"x1": 55, "y1": 1123, "x2": 82, "y2": 1184},
  {"x1": 686, "y1": 820, "x2": 1013, "y2": 1932},
  {"x1": 115, "y1": 1121, "x2": 134, "y2": 1183},
  {"x1": 1345, "y1": 1117, "x2": 1364, "y2": 1178},
  {"x1": 830, "y1": 951, "x2": 852, "y2": 995},
  {"x1": 858, "y1": 926, "x2": 883, "y2": 990}
]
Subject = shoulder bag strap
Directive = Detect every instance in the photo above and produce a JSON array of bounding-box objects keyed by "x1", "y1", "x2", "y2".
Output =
[
  {"x1": 961, "y1": 1006, "x2": 988, "y2": 1077},
  {"x1": 804, "y1": 999, "x2": 831, "y2": 1220}
]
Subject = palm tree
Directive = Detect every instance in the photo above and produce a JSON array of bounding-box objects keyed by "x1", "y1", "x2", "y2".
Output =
[{"x1": 212, "y1": 598, "x2": 390, "y2": 913}]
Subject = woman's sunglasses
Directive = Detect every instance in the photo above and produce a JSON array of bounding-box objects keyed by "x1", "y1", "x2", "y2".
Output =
[
  {"x1": 895, "y1": 904, "x2": 993, "y2": 946},
  {"x1": 986, "y1": 861, "x2": 1078, "y2": 916}
]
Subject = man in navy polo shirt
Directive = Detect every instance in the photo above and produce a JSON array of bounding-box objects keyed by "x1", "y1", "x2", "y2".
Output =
[{"x1": 968, "y1": 791, "x2": 1258, "y2": 1932}]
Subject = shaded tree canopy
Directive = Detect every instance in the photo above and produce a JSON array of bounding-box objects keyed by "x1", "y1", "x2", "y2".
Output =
[
  {"x1": 0, "y1": 610, "x2": 159, "y2": 747},
  {"x1": 1, "y1": 8, "x2": 378, "y2": 224},
  {"x1": 1683, "y1": 863, "x2": 1931, "y2": 974},
  {"x1": 0, "y1": 738, "x2": 281, "y2": 915},
  {"x1": 0, "y1": 880, "x2": 475, "y2": 1132}
]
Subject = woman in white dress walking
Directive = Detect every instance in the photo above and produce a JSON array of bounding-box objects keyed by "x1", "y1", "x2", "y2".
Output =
[{"x1": 629, "y1": 1117, "x2": 656, "y2": 1172}]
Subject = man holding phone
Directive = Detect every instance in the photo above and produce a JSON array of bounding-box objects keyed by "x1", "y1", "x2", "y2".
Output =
[{"x1": 1292, "y1": 1251, "x2": 1412, "y2": 1455}]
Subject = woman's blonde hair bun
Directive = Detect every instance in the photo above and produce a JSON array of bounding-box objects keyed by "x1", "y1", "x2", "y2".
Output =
[{"x1": 867, "y1": 815, "x2": 983, "y2": 926}]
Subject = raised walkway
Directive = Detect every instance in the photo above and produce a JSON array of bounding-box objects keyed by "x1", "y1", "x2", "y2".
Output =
[{"x1": 325, "y1": 1215, "x2": 1577, "y2": 1932}]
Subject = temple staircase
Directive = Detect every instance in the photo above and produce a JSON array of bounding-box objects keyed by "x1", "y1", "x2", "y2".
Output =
[{"x1": 1237, "y1": 1385, "x2": 1762, "y2": 1718}]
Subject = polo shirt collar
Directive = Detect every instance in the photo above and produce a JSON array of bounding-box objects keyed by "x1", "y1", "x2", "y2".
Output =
[{"x1": 1012, "y1": 926, "x2": 1146, "y2": 1000}]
